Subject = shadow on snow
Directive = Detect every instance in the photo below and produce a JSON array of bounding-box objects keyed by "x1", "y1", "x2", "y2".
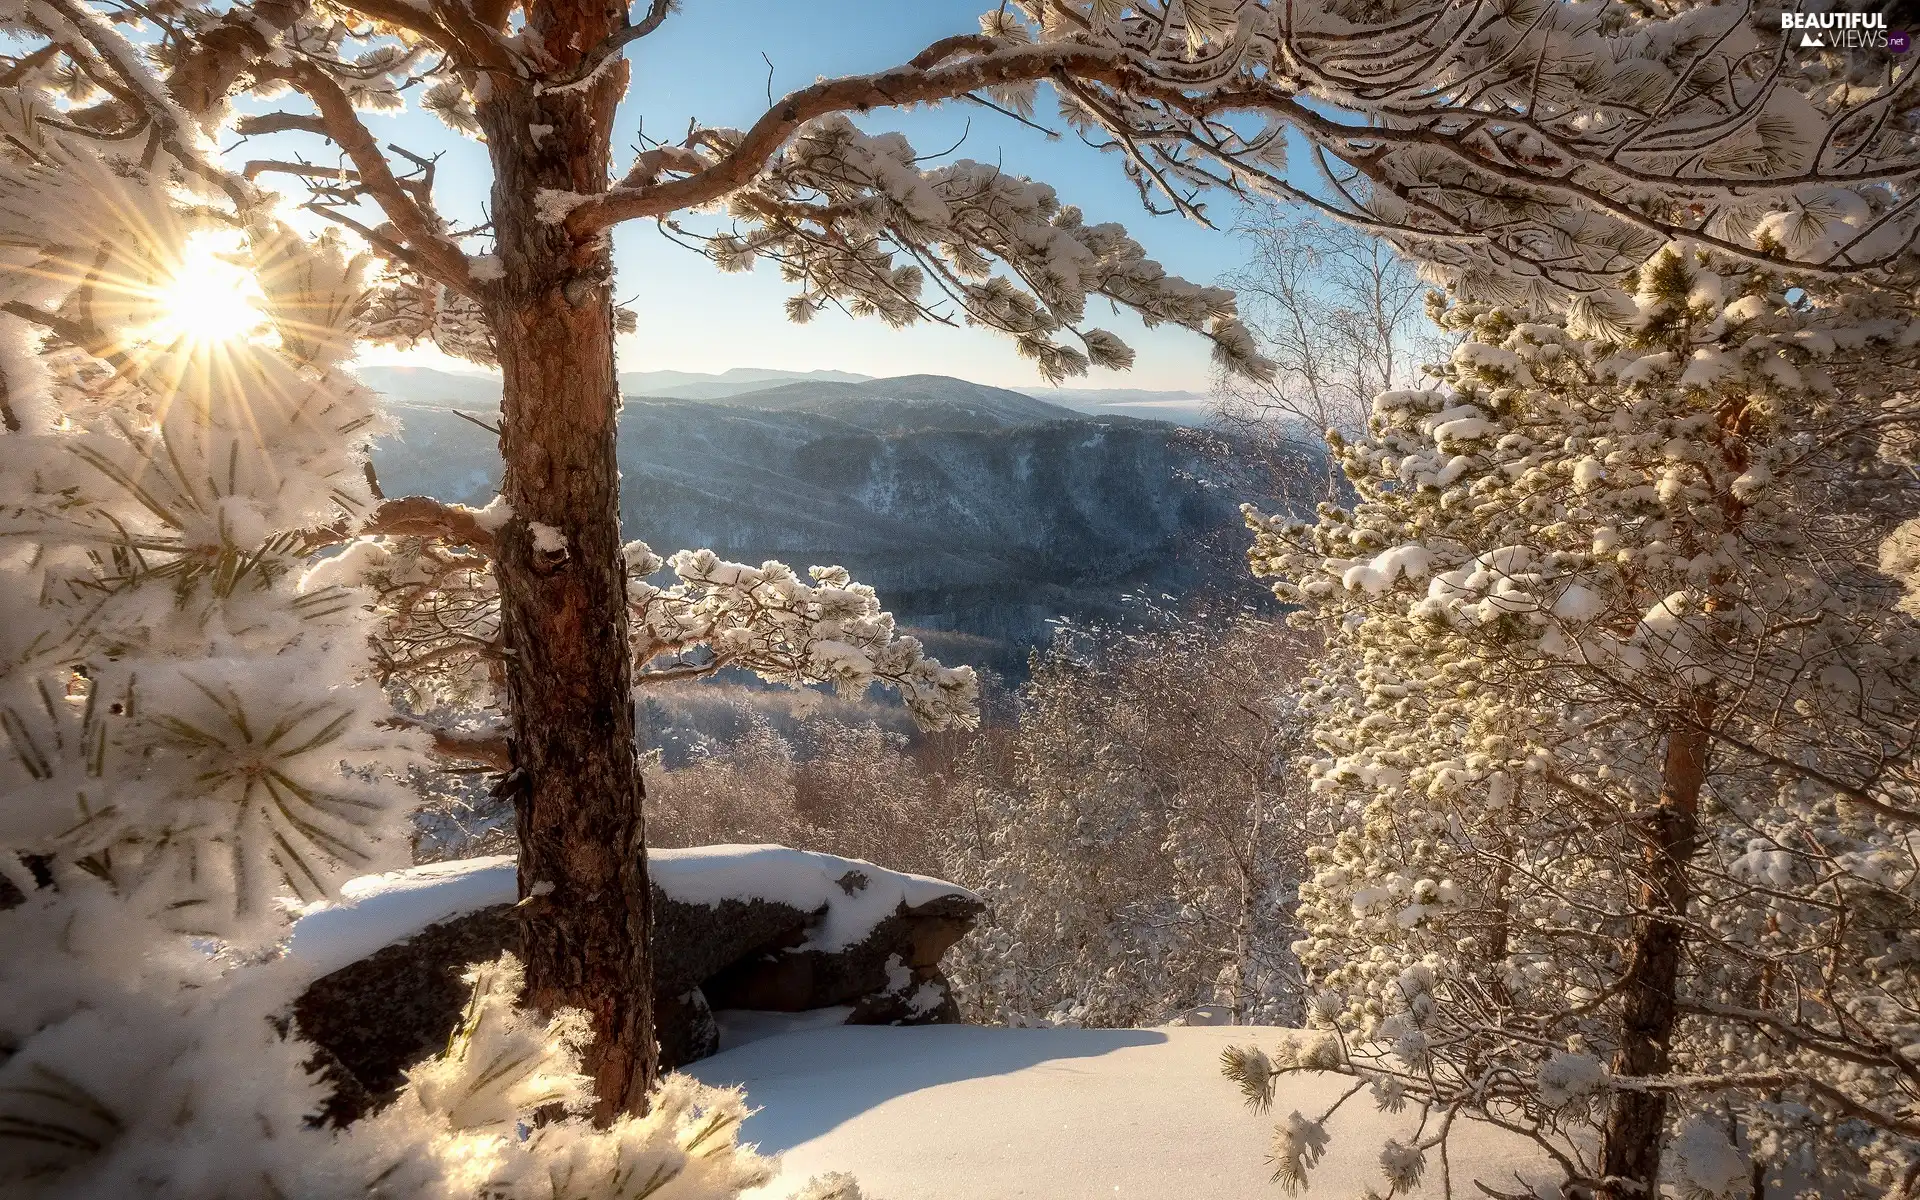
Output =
[{"x1": 685, "y1": 1024, "x2": 1168, "y2": 1154}]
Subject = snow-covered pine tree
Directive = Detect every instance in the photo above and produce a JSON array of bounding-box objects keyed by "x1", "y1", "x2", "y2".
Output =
[
  {"x1": 15, "y1": 0, "x2": 1917, "y2": 1117},
  {"x1": 1227, "y1": 247, "x2": 1920, "y2": 1199},
  {"x1": 0, "y1": 88, "x2": 788, "y2": 1198}
]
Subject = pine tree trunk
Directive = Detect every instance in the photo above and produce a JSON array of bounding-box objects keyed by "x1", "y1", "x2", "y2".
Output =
[
  {"x1": 475, "y1": 0, "x2": 654, "y2": 1123},
  {"x1": 1598, "y1": 697, "x2": 1712, "y2": 1197}
]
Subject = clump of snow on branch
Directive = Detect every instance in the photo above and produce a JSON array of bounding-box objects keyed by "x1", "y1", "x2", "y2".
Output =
[{"x1": 679, "y1": 116, "x2": 1270, "y2": 384}]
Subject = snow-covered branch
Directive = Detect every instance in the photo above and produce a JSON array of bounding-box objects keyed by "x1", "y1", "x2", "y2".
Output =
[
  {"x1": 565, "y1": 39, "x2": 1127, "y2": 234},
  {"x1": 344, "y1": 494, "x2": 501, "y2": 554},
  {"x1": 629, "y1": 545, "x2": 979, "y2": 731},
  {"x1": 260, "y1": 61, "x2": 475, "y2": 292},
  {"x1": 309, "y1": 527, "x2": 978, "y2": 732},
  {"x1": 674, "y1": 116, "x2": 1267, "y2": 381}
]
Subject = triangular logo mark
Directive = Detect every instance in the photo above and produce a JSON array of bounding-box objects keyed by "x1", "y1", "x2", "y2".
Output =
[{"x1": 1800, "y1": 30, "x2": 1825, "y2": 46}]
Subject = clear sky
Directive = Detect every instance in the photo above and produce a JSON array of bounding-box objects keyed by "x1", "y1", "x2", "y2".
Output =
[{"x1": 333, "y1": 0, "x2": 1257, "y2": 391}]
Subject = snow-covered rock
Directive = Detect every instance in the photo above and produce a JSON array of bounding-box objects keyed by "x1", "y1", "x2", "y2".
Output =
[
  {"x1": 286, "y1": 845, "x2": 976, "y2": 977},
  {"x1": 286, "y1": 846, "x2": 983, "y2": 1121},
  {"x1": 286, "y1": 854, "x2": 518, "y2": 979}
]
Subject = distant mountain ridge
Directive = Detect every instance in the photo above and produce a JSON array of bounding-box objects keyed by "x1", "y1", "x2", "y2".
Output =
[
  {"x1": 623, "y1": 367, "x2": 871, "y2": 400},
  {"x1": 349, "y1": 364, "x2": 878, "y2": 408},
  {"x1": 670, "y1": 374, "x2": 1081, "y2": 433},
  {"x1": 357, "y1": 369, "x2": 1291, "y2": 671},
  {"x1": 1016, "y1": 386, "x2": 1216, "y2": 427},
  {"x1": 349, "y1": 365, "x2": 1215, "y2": 426},
  {"x1": 351, "y1": 366, "x2": 500, "y2": 410}
]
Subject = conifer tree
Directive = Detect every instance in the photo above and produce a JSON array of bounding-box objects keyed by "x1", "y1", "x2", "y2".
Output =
[
  {"x1": 1228, "y1": 248, "x2": 1920, "y2": 1199},
  {"x1": 0, "y1": 89, "x2": 791, "y2": 1197}
]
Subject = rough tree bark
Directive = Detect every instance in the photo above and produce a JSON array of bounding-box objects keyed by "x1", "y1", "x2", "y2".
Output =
[
  {"x1": 473, "y1": 0, "x2": 656, "y2": 1122},
  {"x1": 1599, "y1": 697, "x2": 1712, "y2": 1197}
]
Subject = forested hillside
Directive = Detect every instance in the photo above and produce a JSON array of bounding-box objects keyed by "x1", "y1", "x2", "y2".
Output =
[{"x1": 365, "y1": 373, "x2": 1292, "y2": 668}]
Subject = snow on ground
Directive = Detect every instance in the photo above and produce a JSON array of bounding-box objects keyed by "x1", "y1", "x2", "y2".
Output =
[
  {"x1": 688, "y1": 1025, "x2": 1550, "y2": 1200},
  {"x1": 283, "y1": 846, "x2": 976, "y2": 977}
]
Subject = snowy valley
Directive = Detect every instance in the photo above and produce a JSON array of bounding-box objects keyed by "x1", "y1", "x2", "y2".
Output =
[{"x1": 359, "y1": 368, "x2": 1291, "y2": 671}]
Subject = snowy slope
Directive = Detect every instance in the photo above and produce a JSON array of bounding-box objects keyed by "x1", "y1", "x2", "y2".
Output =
[{"x1": 688, "y1": 1025, "x2": 1550, "y2": 1200}]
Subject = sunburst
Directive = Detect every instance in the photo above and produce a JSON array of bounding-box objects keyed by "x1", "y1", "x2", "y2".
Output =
[{"x1": 148, "y1": 234, "x2": 266, "y2": 347}]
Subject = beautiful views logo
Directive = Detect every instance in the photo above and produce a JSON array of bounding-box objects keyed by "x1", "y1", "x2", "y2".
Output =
[{"x1": 1780, "y1": 9, "x2": 1895, "y2": 50}]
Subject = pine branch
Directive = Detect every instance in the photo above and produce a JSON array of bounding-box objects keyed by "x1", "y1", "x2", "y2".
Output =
[
  {"x1": 543, "y1": 0, "x2": 677, "y2": 92},
  {"x1": 307, "y1": 495, "x2": 499, "y2": 554},
  {"x1": 568, "y1": 41, "x2": 1126, "y2": 234},
  {"x1": 303, "y1": 203, "x2": 449, "y2": 286},
  {"x1": 245, "y1": 159, "x2": 362, "y2": 184},
  {"x1": 234, "y1": 112, "x2": 330, "y2": 137},
  {"x1": 1609, "y1": 1070, "x2": 1920, "y2": 1138},
  {"x1": 383, "y1": 716, "x2": 511, "y2": 770},
  {"x1": 0, "y1": 43, "x2": 60, "y2": 88},
  {"x1": 267, "y1": 61, "x2": 475, "y2": 292},
  {"x1": 36, "y1": 0, "x2": 252, "y2": 207},
  {"x1": 0, "y1": 365, "x2": 20, "y2": 433},
  {"x1": 1, "y1": 300, "x2": 103, "y2": 351},
  {"x1": 634, "y1": 658, "x2": 725, "y2": 685},
  {"x1": 163, "y1": 0, "x2": 306, "y2": 114}
]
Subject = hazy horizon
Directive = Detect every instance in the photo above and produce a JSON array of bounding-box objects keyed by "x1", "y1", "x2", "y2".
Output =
[{"x1": 350, "y1": 359, "x2": 1216, "y2": 400}]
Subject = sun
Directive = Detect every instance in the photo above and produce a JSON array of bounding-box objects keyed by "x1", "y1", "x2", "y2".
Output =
[{"x1": 151, "y1": 236, "x2": 266, "y2": 347}]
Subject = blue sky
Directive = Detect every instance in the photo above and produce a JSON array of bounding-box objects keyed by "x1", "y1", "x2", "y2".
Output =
[{"x1": 325, "y1": 0, "x2": 1258, "y2": 390}]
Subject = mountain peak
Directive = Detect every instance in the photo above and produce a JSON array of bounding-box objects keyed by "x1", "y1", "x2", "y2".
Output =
[{"x1": 685, "y1": 374, "x2": 1082, "y2": 433}]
